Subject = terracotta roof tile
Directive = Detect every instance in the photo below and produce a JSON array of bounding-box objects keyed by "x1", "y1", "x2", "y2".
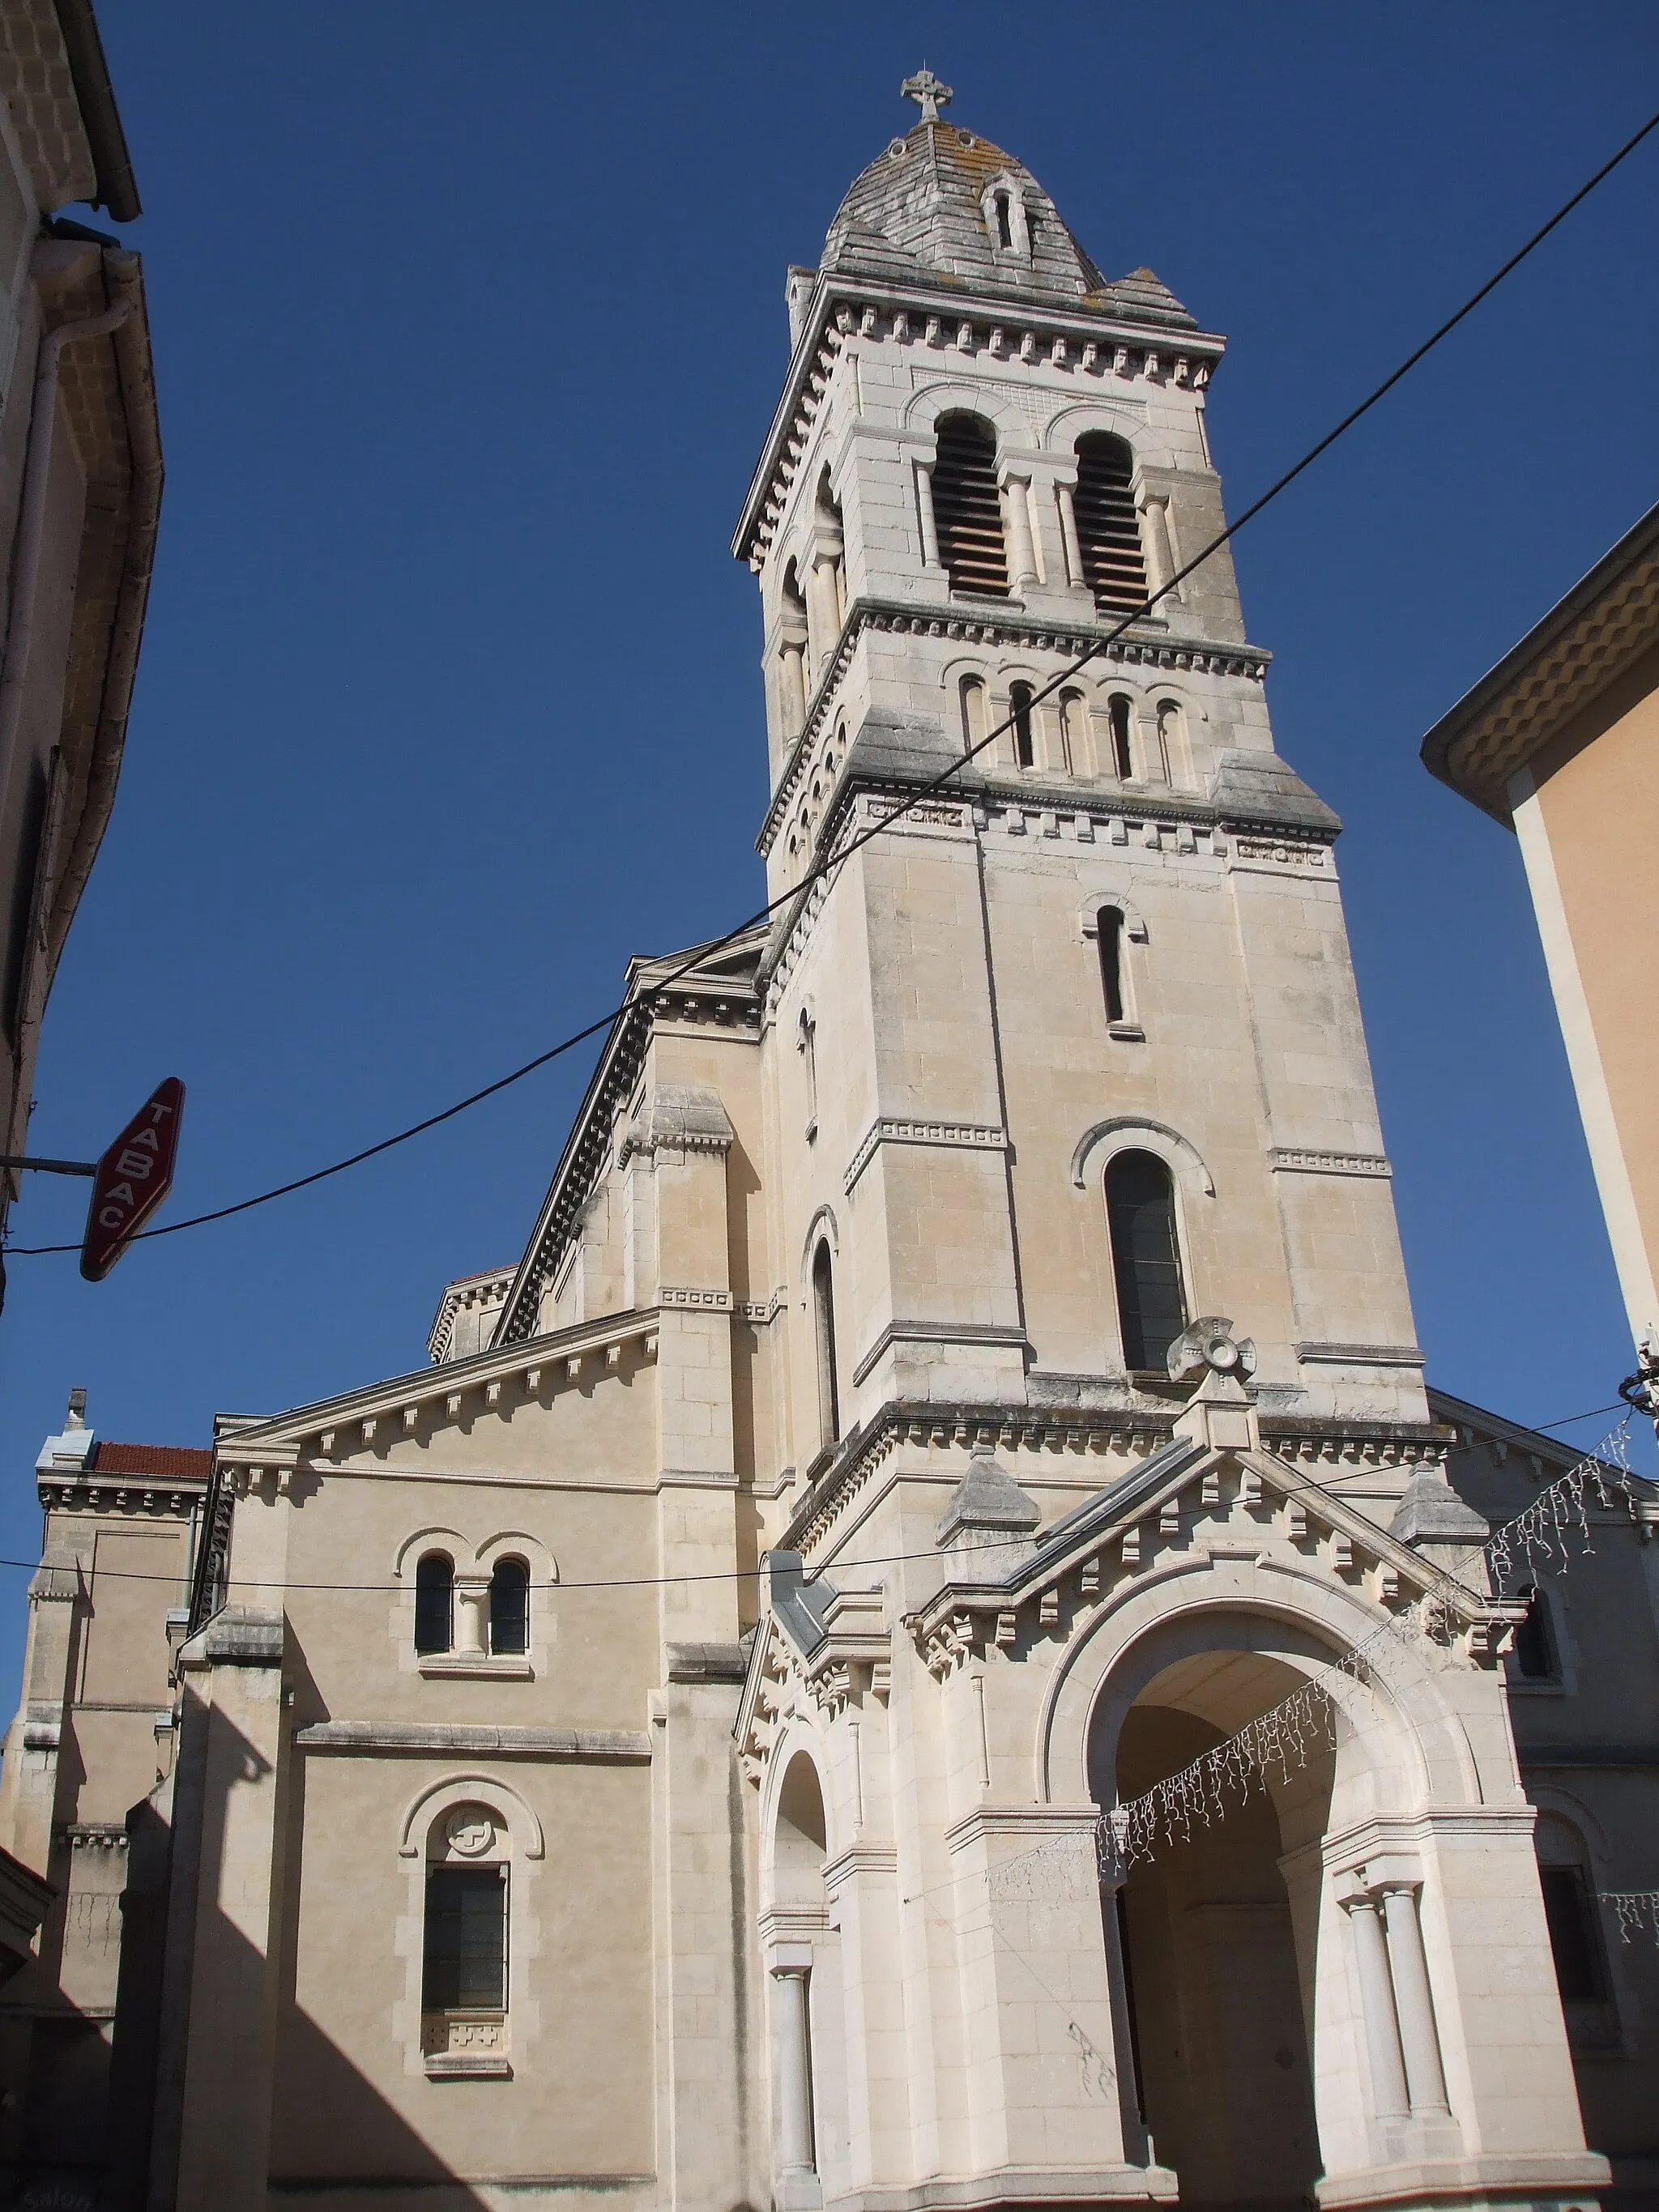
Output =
[{"x1": 89, "y1": 1441, "x2": 211, "y2": 1478}]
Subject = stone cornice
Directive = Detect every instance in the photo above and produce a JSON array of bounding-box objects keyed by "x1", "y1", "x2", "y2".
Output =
[
  {"x1": 294, "y1": 1722, "x2": 652, "y2": 1762},
  {"x1": 843, "y1": 1115, "x2": 1009, "y2": 1196},
  {"x1": 757, "y1": 595, "x2": 1271, "y2": 858},
  {"x1": 734, "y1": 277, "x2": 1227, "y2": 569},
  {"x1": 212, "y1": 1305, "x2": 663, "y2": 1463}
]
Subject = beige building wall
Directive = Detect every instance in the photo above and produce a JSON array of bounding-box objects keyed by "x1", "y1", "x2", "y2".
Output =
[{"x1": 1423, "y1": 511, "x2": 1659, "y2": 1363}]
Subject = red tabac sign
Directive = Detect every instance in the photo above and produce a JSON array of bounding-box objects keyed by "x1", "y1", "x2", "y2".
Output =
[{"x1": 80, "y1": 1078, "x2": 185, "y2": 1281}]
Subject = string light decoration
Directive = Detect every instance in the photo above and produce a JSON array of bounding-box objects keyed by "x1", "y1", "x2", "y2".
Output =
[
  {"x1": 978, "y1": 1426, "x2": 1646, "y2": 1906},
  {"x1": 1603, "y1": 1891, "x2": 1659, "y2": 1945}
]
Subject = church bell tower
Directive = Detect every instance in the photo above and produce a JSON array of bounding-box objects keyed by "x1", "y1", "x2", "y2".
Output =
[{"x1": 735, "y1": 67, "x2": 1427, "y2": 1459}]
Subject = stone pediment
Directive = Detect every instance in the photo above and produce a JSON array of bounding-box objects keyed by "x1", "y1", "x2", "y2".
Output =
[
  {"x1": 906, "y1": 1438, "x2": 1522, "y2": 1680},
  {"x1": 211, "y1": 1303, "x2": 663, "y2": 1489}
]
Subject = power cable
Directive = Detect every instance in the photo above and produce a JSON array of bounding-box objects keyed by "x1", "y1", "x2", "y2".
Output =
[
  {"x1": 10, "y1": 100, "x2": 1659, "y2": 1263},
  {"x1": 4, "y1": 1411, "x2": 1647, "y2": 1597}
]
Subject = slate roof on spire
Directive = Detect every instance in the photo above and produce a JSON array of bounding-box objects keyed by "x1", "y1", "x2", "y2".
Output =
[{"x1": 821, "y1": 117, "x2": 1199, "y2": 331}]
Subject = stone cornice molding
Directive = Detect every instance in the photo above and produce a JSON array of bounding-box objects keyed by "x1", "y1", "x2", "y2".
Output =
[
  {"x1": 734, "y1": 279, "x2": 1227, "y2": 569},
  {"x1": 851, "y1": 1319, "x2": 1030, "y2": 1391},
  {"x1": 757, "y1": 593, "x2": 1271, "y2": 859},
  {"x1": 297, "y1": 1722, "x2": 651, "y2": 1762},
  {"x1": 843, "y1": 1115, "x2": 1009, "y2": 1196},
  {"x1": 212, "y1": 1306, "x2": 663, "y2": 1462},
  {"x1": 1269, "y1": 1147, "x2": 1391, "y2": 1178}
]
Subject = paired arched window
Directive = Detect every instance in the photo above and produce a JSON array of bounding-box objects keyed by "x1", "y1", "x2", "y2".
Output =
[
  {"x1": 1106, "y1": 694, "x2": 1134, "y2": 779},
  {"x1": 1105, "y1": 1150, "x2": 1188, "y2": 1371},
  {"x1": 1074, "y1": 433, "x2": 1148, "y2": 614},
  {"x1": 1097, "y1": 906, "x2": 1126, "y2": 1026},
  {"x1": 489, "y1": 1559, "x2": 530, "y2": 1656},
  {"x1": 1009, "y1": 681, "x2": 1036, "y2": 769},
  {"x1": 415, "y1": 1553, "x2": 454, "y2": 1655},
  {"x1": 932, "y1": 414, "x2": 1008, "y2": 598},
  {"x1": 812, "y1": 1239, "x2": 841, "y2": 1451},
  {"x1": 1155, "y1": 697, "x2": 1184, "y2": 782}
]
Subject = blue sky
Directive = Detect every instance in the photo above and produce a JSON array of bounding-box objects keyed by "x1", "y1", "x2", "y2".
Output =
[{"x1": 2, "y1": 2, "x2": 1656, "y2": 1676}]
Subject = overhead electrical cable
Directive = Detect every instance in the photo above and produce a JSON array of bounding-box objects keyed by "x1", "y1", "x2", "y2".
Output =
[{"x1": 10, "y1": 100, "x2": 1659, "y2": 1263}]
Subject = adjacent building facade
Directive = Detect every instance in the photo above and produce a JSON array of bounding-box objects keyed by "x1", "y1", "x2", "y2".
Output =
[
  {"x1": 2, "y1": 76, "x2": 1656, "y2": 2212},
  {"x1": 0, "y1": 0, "x2": 160, "y2": 1257},
  {"x1": 1421, "y1": 503, "x2": 1659, "y2": 1392}
]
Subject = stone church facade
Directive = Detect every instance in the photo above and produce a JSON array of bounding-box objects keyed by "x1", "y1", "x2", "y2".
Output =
[{"x1": 3, "y1": 78, "x2": 1657, "y2": 2212}]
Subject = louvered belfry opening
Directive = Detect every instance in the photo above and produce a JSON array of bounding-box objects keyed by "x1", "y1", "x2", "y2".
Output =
[
  {"x1": 1074, "y1": 433, "x2": 1148, "y2": 613},
  {"x1": 932, "y1": 414, "x2": 1009, "y2": 598}
]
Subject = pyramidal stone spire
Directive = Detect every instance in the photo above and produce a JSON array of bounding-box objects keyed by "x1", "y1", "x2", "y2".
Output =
[{"x1": 935, "y1": 1442, "x2": 1040, "y2": 1571}]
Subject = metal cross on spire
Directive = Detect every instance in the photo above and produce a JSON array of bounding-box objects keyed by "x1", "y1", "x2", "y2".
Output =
[{"x1": 901, "y1": 66, "x2": 953, "y2": 124}]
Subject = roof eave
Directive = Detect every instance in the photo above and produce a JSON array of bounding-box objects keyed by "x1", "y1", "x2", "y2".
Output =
[{"x1": 1420, "y1": 494, "x2": 1659, "y2": 825}]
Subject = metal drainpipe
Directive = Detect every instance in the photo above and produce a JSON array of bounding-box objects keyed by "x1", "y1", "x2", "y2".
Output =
[{"x1": 0, "y1": 289, "x2": 135, "y2": 811}]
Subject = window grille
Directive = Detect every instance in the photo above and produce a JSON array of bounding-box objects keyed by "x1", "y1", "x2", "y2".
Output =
[
  {"x1": 489, "y1": 1560, "x2": 529, "y2": 1656},
  {"x1": 415, "y1": 1554, "x2": 454, "y2": 1655},
  {"x1": 1074, "y1": 434, "x2": 1148, "y2": 614},
  {"x1": 423, "y1": 1865, "x2": 507, "y2": 2011},
  {"x1": 1106, "y1": 1151, "x2": 1187, "y2": 1371},
  {"x1": 932, "y1": 416, "x2": 1009, "y2": 598}
]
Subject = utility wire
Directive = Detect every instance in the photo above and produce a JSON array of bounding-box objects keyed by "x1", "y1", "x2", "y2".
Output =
[
  {"x1": 4, "y1": 1415, "x2": 1647, "y2": 1597},
  {"x1": 10, "y1": 100, "x2": 1659, "y2": 1262}
]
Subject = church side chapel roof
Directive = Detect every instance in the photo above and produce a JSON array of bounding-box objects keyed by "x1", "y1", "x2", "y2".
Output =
[{"x1": 820, "y1": 80, "x2": 1197, "y2": 330}]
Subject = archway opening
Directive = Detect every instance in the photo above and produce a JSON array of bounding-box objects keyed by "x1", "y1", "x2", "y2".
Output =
[{"x1": 1096, "y1": 1645, "x2": 1333, "y2": 2212}]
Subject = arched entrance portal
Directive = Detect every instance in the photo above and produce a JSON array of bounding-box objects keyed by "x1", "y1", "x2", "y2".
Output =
[{"x1": 1093, "y1": 1646, "x2": 1336, "y2": 2212}]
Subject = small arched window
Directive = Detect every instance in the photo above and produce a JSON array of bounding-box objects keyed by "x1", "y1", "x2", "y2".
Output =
[
  {"x1": 960, "y1": 674, "x2": 988, "y2": 754},
  {"x1": 415, "y1": 1553, "x2": 454, "y2": 1655},
  {"x1": 1097, "y1": 906, "x2": 1126, "y2": 1025},
  {"x1": 1074, "y1": 433, "x2": 1149, "y2": 614},
  {"x1": 812, "y1": 1239, "x2": 841, "y2": 1451},
  {"x1": 1009, "y1": 682, "x2": 1035, "y2": 769},
  {"x1": 1107, "y1": 694, "x2": 1134, "y2": 779},
  {"x1": 1513, "y1": 1583, "x2": 1559, "y2": 1681},
  {"x1": 489, "y1": 1559, "x2": 530, "y2": 1656},
  {"x1": 798, "y1": 1005, "x2": 818, "y2": 1137},
  {"x1": 1155, "y1": 697, "x2": 1184, "y2": 782},
  {"x1": 1105, "y1": 1150, "x2": 1188, "y2": 1372},
  {"x1": 993, "y1": 191, "x2": 1013, "y2": 249},
  {"x1": 932, "y1": 414, "x2": 1009, "y2": 599}
]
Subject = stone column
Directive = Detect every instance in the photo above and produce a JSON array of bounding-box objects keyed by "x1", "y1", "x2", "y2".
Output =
[
  {"x1": 778, "y1": 627, "x2": 808, "y2": 739},
  {"x1": 915, "y1": 458, "x2": 941, "y2": 571},
  {"x1": 1380, "y1": 1882, "x2": 1450, "y2": 2116},
  {"x1": 771, "y1": 1958, "x2": 816, "y2": 2176},
  {"x1": 1002, "y1": 475, "x2": 1038, "y2": 590},
  {"x1": 1056, "y1": 479, "x2": 1085, "y2": 588},
  {"x1": 454, "y1": 1575, "x2": 489, "y2": 1657},
  {"x1": 1342, "y1": 1893, "x2": 1410, "y2": 2119},
  {"x1": 1139, "y1": 495, "x2": 1178, "y2": 603}
]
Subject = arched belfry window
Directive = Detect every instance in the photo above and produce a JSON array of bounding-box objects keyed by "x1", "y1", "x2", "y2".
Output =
[
  {"x1": 932, "y1": 415, "x2": 1009, "y2": 599},
  {"x1": 1074, "y1": 433, "x2": 1149, "y2": 614},
  {"x1": 1512, "y1": 1583, "x2": 1559, "y2": 1681},
  {"x1": 415, "y1": 1553, "x2": 454, "y2": 1655},
  {"x1": 812, "y1": 1239, "x2": 841, "y2": 1451},
  {"x1": 1107, "y1": 694, "x2": 1135, "y2": 779},
  {"x1": 959, "y1": 674, "x2": 989, "y2": 754},
  {"x1": 489, "y1": 1559, "x2": 529, "y2": 1656},
  {"x1": 1105, "y1": 1150, "x2": 1188, "y2": 1372}
]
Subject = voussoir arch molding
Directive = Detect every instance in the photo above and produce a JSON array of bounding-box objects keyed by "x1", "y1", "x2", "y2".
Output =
[
  {"x1": 392, "y1": 1526, "x2": 466, "y2": 1579},
  {"x1": 397, "y1": 1771, "x2": 544, "y2": 1860},
  {"x1": 1070, "y1": 1116, "x2": 1215, "y2": 1197}
]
